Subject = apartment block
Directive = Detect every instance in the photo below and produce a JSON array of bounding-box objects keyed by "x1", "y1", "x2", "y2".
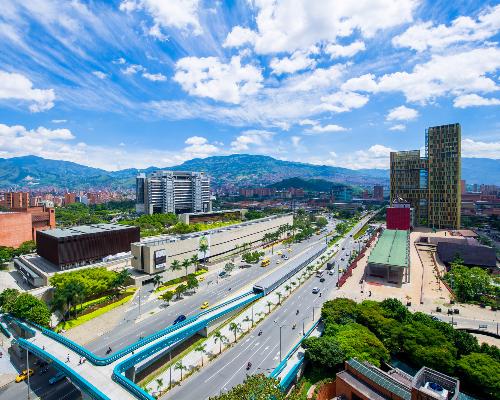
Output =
[
  {"x1": 136, "y1": 171, "x2": 211, "y2": 215},
  {"x1": 390, "y1": 123, "x2": 461, "y2": 229}
]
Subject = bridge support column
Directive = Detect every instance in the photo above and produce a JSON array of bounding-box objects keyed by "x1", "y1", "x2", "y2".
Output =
[
  {"x1": 125, "y1": 366, "x2": 136, "y2": 382},
  {"x1": 81, "y1": 392, "x2": 93, "y2": 400}
]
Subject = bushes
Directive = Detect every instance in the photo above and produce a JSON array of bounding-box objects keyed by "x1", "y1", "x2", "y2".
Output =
[
  {"x1": 457, "y1": 353, "x2": 500, "y2": 399},
  {"x1": 242, "y1": 251, "x2": 264, "y2": 264}
]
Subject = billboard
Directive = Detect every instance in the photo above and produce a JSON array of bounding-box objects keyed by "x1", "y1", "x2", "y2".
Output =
[
  {"x1": 154, "y1": 249, "x2": 167, "y2": 269},
  {"x1": 197, "y1": 234, "x2": 211, "y2": 260}
]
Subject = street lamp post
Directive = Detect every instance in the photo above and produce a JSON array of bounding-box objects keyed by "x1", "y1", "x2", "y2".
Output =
[
  {"x1": 273, "y1": 321, "x2": 287, "y2": 362},
  {"x1": 26, "y1": 348, "x2": 30, "y2": 400},
  {"x1": 301, "y1": 316, "x2": 309, "y2": 336}
]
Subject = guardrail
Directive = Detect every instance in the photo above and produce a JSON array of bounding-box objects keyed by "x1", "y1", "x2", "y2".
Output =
[
  {"x1": 113, "y1": 292, "x2": 263, "y2": 400},
  {"x1": 30, "y1": 290, "x2": 255, "y2": 366},
  {"x1": 2, "y1": 314, "x2": 36, "y2": 336},
  {"x1": 16, "y1": 338, "x2": 111, "y2": 400}
]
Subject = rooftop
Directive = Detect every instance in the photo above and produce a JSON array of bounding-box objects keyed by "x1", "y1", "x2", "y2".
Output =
[
  {"x1": 40, "y1": 223, "x2": 136, "y2": 239},
  {"x1": 368, "y1": 229, "x2": 409, "y2": 268}
]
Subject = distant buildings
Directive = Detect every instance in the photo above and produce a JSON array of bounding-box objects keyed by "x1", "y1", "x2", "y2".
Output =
[
  {"x1": 373, "y1": 185, "x2": 384, "y2": 200},
  {"x1": 64, "y1": 192, "x2": 76, "y2": 205},
  {"x1": 390, "y1": 123, "x2": 461, "y2": 229},
  {"x1": 0, "y1": 191, "x2": 55, "y2": 247},
  {"x1": 136, "y1": 171, "x2": 211, "y2": 215},
  {"x1": 331, "y1": 186, "x2": 353, "y2": 202}
]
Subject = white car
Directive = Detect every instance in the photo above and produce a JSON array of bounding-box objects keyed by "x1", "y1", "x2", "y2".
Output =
[{"x1": 312, "y1": 287, "x2": 320, "y2": 294}]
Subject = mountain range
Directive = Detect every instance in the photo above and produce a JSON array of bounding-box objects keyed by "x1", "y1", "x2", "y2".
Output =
[{"x1": 0, "y1": 154, "x2": 498, "y2": 190}]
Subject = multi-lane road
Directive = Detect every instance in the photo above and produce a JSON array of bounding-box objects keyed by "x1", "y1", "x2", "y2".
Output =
[{"x1": 164, "y1": 217, "x2": 369, "y2": 400}]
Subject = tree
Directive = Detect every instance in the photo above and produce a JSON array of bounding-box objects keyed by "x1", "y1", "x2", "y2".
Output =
[
  {"x1": 243, "y1": 316, "x2": 252, "y2": 331},
  {"x1": 186, "y1": 275, "x2": 199, "y2": 293},
  {"x1": 0, "y1": 288, "x2": 19, "y2": 311},
  {"x1": 199, "y1": 242, "x2": 209, "y2": 263},
  {"x1": 7, "y1": 293, "x2": 51, "y2": 327},
  {"x1": 160, "y1": 291, "x2": 174, "y2": 306},
  {"x1": 113, "y1": 269, "x2": 131, "y2": 292},
  {"x1": 303, "y1": 336, "x2": 345, "y2": 368},
  {"x1": 444, "y1": 263, "x2": 492, "y2": 302},
  {"x1": 190, "y1": 254, "x2": 200, "y2": 271},
  {"x1": 229, "y1": 322, "x2": 241, "y2": 343},
  {"x1": 457, "y1": 353, "x2": 500, "y2": 399},
  {"x1": 276, "y1": 291, "x2": 282, "y2": 305},
  {"x1": 379, "y1": 298, "x2": 410, "y2": 322},
  {"x1": 174, "y1": 361, "x2": 187, "y2": 381},
  {"x1": 195, "y1": 343, "x2": 207, "y2": 366},
  {"x1": 181, "y1": 259, "x2": 191, "y2": 277},
  {"x1": 224, "y1": 262, "x2": 235, "y2": 276},
  {"x1": 175, "y1": 284, "x2": 187, "y2": 299},
  {"x1": 208, "y1": 374, "x2": 285, "y2": 400},
  {"x1": 213, "y1": 330, "x2": 227, "y2": 354},
  {"x1": 155, "y1": 378, "x2": 163, "y2": 395},
  {"x1": 316, "y1": 216, "x2": 328, "y2": 228},
  {"x1": 152, "y1": 274, "x2": 163, "y2": 290},
  {"x1": 285, "y1": 284, "x2": 291, "y2": 295},
  {"x1": 170, "y1": 259, "x2": 182, "y2": 275},
  {"x1": 265, "y1": 300, "x2": 273, "y2": 313}
]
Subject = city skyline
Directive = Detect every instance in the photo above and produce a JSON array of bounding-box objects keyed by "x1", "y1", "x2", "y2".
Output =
[{"x1": 0, "y1": 1, "x2": 499, "y2": 171}]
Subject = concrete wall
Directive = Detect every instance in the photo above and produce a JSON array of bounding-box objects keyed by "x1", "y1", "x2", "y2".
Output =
[
  {"x1": 0, "y1": 212, "x2": 32, "y2": 247},
  {"x1": 132, "y1": 214, "x2": 293, "y2": 277}
]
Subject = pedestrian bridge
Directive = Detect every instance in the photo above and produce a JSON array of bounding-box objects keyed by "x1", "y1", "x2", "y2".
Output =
[{"x1": 13, "y1": 290, "x2": 261, "y2": 400}]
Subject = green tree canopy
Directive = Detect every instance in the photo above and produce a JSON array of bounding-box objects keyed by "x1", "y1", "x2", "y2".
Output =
[
  {"x1": 303, "y1": 336, "x2": 345, "y2": 368},
  {"x1": 457, "y1": 352, "x2": 500, "y2": 399},
  {"x1": 208, "y1": 374, "x2": 285, "y2": 400}
]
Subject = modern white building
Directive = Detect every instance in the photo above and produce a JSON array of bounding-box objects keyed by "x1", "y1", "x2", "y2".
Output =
[
  {"x1": 136, "y1": 171, "x2": 211, "y2": 215},
  {"x1": 131, "y1": 213, "x2": 293, "y2": 277}
]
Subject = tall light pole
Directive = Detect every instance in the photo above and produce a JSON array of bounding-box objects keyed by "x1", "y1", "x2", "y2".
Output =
[
  {"x1": 26, "y1": 348, "x2": 30, "y2": 400},
  {"x1": 301, "y1": 316, "x2": 309, "y2": 336},
  {"x1": 273, "y1": 321, "x2": 287, "y2": 362}
]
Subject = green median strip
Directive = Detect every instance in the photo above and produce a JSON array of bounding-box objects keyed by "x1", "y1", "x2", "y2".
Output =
[{"x1": 55, "y1": 288, "x2": 137, "y2": 332}]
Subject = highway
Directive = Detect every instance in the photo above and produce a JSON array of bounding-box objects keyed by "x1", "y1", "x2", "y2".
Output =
[{"x1": 163, "y1": 217, "x2": 369, "y2": 400}]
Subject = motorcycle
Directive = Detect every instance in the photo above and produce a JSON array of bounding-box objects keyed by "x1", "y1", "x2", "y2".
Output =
[
  {"x1": 292, "y1": 324, "x2": 296, "y2": 330},
  {"x1": 296, "y1": 309, "x2": 299, "y2": 315},
  {"x1": 258, "y1": 330, "x2": 262, "y2": 336},
  {"x1": 106, "y1": 347, "x2": 112, "y2": 355},
  {"x1": 246, "y1": 362, "x2": 252, "y2": 370}
]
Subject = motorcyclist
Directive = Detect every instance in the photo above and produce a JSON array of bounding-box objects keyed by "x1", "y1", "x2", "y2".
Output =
[
  {"x1": 247, "y1": 361, "x2": 252, "y2": 369},
  {"x1": 258, "y1": 330, "x2": 263, "y2": 336},
  {"x1": 296, "y1": 309, "x2": 299, "y2": 315},
  {"x1": 292, "y1": 323, "x2": 296, "y2": 329}
]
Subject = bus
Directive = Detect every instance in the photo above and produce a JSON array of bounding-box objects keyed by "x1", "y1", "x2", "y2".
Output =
[{"x1": 261, "y1": 258, "x2": 271, "y2": 267}]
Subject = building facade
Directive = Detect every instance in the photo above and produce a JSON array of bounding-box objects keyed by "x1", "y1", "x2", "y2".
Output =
[
  {"x1": 390, "y1": 123, "x2": 461, "y2": 229},
  {"x1": 131, "y1": 214, "x2": 293, "y2": 276},
  {"x1": 136, "y1": 171, "x2": 211, "y2": 215},
  {"x1": 373, "y1": 185, "x2": 384, "y2": 200}
]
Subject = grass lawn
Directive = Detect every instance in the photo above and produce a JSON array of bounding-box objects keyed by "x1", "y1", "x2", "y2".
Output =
[
  {"x1": 353, "y1": 223, "x2": 369, "y2": 240},
  {"x1": 155, "y1": 269, "x2": 208, "y2": 293},
  {"x1": 55, "y1": 288, "x2": 137, "y2": 332}
]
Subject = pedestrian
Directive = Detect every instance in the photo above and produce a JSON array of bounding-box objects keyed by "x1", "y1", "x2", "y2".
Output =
[
  {"x1": 42, "y1": 345, "x2": 45, "y2": 351},
  {"x1": 66, "y1": 354, "x2": 70, "y2": 363},
  {"x1": 79, "y1": 358, "x2": 82, "y2": 365},
  {"x1": 369, "y1": 290, "x2": 372, "y2": 297}
]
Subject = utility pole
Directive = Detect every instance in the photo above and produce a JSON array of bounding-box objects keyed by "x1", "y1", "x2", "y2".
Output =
[
  {"x1": 169, "y1": 351, "x2": 172, "y2": 389},
  {"x1": 273, "y1": 321, "x2": 286, "y2": 362},
  {"x1": 26, "y1": 349, "x2": 30, "y2": 400},
  {"x1": 138, "y1": 285, "x2": 141, "y2": 319}
]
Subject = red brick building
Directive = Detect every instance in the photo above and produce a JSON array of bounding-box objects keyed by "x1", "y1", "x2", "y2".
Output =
[{"x1": 0, "y1": 212, "x2": 33, "y2": 247}]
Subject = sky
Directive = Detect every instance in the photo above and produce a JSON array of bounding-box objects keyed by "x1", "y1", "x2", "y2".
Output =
[{"x1": 0, "y1": 0, "x2": 499, "y2": 171}]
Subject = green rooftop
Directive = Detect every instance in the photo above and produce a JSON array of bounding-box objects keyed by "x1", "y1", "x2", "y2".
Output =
[{"x1": 368, "y1": 229, "x2": 409, "y2": 268}]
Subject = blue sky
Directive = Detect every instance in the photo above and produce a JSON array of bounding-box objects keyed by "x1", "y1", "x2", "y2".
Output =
[{"x1": 0, "y1": 0, "x2": 499, "y2": 171}]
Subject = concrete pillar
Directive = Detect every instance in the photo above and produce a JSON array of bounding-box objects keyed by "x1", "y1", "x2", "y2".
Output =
[
  {"x1": 125, "y1": 366, "x2": 136, "y2": 382},
  {"x1": 81, "y1": 392, "x2": 93, "y2": 400}
]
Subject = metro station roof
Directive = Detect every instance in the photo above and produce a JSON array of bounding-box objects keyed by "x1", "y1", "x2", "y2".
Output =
[{"x1": 368, "y1": 229, "x2": 409, "y2": 268}]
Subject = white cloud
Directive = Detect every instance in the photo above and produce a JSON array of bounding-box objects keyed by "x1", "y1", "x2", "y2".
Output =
[
  {"x1": 285, "y1": 65, "x2": 345, "y2": 92},
  {"x1": 270, "y1": 48, "x2": 317, "y2": 75},
  {"x1": 224, "y1": 0, "x2": 418, "y2": 54},
  {"x1": 462, "y1": 138, "x2": 500, "y2": 159},
  {"x1": 325, "y1": 41, "x2": 365, "y2": 59},
  {"x1": 122, "y1": 64, "x2": 144, "y2": 75},
  {"x1": 230, "y1": 129, "x2": 274, "y2": 151},
  {"x1": 174, "y1": 56, "x2": 263, "y2": 104},
  {"x1": 113, "y1": 57, "x2": 126, "y2": 65},
  {"x1": 142, "y1": 72, "x2": 167, "y2": 82},
  {"x1": 325, "y1": 144, "x2": 395, "y2": 169},
  {"x1": 389, "y1": 124, "x2": 406, "y2": 131},
  {"x1": 51, "y1": 119, "x2": 67, "y2": 124},
  {"x1": 120, "y1": 0, "x2": 202, "y2": 37},
  {"x1": 317, "y1": 91, "x2": 369, "y2": 113},
  {"x1": 375, "y1": 47, "x2": 500, "y2": 103},
  {"x1": 92, "y1": 71, "x2": 107, "y2": 79},
  {"x1": 183, "y1": 136, "x2": 219, "y2": 158},
  {"x1": 291, "y1": 136, "x2": 301, "y2": 149},
  {"x1": 386, "y1": 105, "x2": 419, "y2": 121},
  {"x1": 299, "y1": 119, "x2": 347, "y2": 134},
  {"x1": 0, "y1": 70, "x2": 55, "y2": 112},
  {"x1": 223, "y1": 26, "x2": 256, "y2": 48},
  {"x1": 453, "y1": 94, "x2": 500, "y2": 108},
  {"x1": 341, "y1": 74, "x2": 378, "y2": 92},
  {"x1": 393, "y1": 5, "x2": 500, "y2": 52}
]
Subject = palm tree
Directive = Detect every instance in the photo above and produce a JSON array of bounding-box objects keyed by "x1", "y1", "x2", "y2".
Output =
[
  {"x1": 190, "y1": 254, "x2": 200, "y2": 271},
  {"x1": 243, "y1": 316, "x2": 252, "y2": 332},
  {"x1": 213, "y1": 330, "x2": 227, "y2": 354},
  {"x1": 276, "y1": 291, "x2": 282, "y2": 305},
  {"x1": 174, "y1": 361, "x2": 187, "y2": 380},
  {"x1": 194, "y1": 343, "x2": 207, "y2": 366},
  {"x1": 175, "y1": 284, "x2": 187, "y2": 299},
  {"x1": 285, "y1": 284, "x2": 292, "y2": 295},
  {"x1": 170, "y1": 259, "x2": 182, "y2": 275},
  {"x1": 160, "y1": 291, "x2": 174, "y2": 306},
  {"x1": 181, "y1": 258, "x2": 191, "y2": 277},
  {"x1": 152, "y1": 274, "x2": 162, "y2": 290},
  {"x1": 266, "y1": 300, "x2": 273, "y2": 313},
  {"x1": 229, "y1": 322, "x2": 241, "y2": 343},
  {"x1": 199, "y1": 242, "x2": 209, "y2": 264},
  {"x1": 155, "y1": 378, "x2": 163, "y2": 395},
  {"x1": 224, "y1": 262, "x2": 235, "y2": 276}
]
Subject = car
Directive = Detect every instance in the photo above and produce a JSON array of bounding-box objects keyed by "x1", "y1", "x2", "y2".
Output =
[
  {"x1": 172, "y1": 314, "x2": 187, "y2": 325},
  {"x1": 276, "y1": 259, "x2": 281, "y2": 264},
  {"x1": 320, "y1": 277, "x2": 326, "y2": 283},
  {"x1": 49, "y1": 372, "x2": 66, "y2": 385},
  {"x1": 342, "y1": 247, "x2": 345, "y2": 250},
  {"x1": 277, "y1": 250, "x2": 283, "y2": 256},
  {"x1": 288, "y1": 248, "x2": 292, "y2": 252},
  {"x1": 328, "y1": 270, "x2": 334, "y2": 275},
  {"x1": 341, "y1": 257, "x2": 345, "y2": 261},
  {"x1": 16, "y1": 369, "x2": 34, "y2": 382},
  {"x1": 312, "y1": 287, "x2": 320, "y2": 294},
  {"x1": 218, "y1": 271, "x2": 226, "y2": 278},
  {"x1": 198, "y1": 276, "x2": 205, "y2": 282},
  {"x1": 200, "y1": 301, "x2": 209, "y2": 309}
]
